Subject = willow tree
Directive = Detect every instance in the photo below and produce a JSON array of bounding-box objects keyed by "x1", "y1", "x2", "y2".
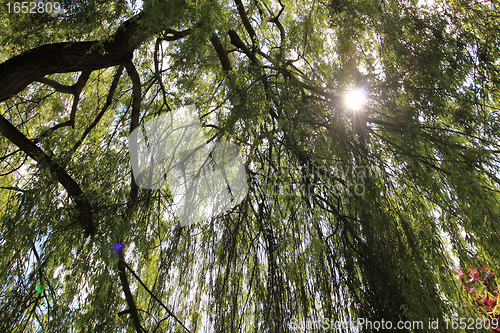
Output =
[{"x1": 1, "y1": 0, "x2": 499, "y2": 332}]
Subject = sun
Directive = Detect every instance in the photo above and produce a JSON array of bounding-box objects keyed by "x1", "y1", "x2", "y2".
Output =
[{"x1": 345, "y1": 89, "x2": 367, "y2": 110}]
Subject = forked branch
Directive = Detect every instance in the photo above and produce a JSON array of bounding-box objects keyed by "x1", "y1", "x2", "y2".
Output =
[
  {"x1": 34, "y1": 71, "x2": 92, "y2": 143},
  {"x1": 36, "y1": 77, "x2": 75, "y2": 94},
  {"x1": 228, "y1": 29, "x2": 258, "y2": 64},
  {"x1": 123, "y1": 262, "x2": 192, "y2": 333},
  {"x1": 71, "y1": 65, "x2": 124, "y2": 155},
  {"x1": 0, "y1": 13, "x2": 145, "y2": 103},
  {"x1": 234, "y1": 0, "x2": 257, "y2": 51}
]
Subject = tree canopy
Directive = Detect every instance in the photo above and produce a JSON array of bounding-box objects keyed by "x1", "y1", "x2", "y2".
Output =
[{"x1": 1, "y1": 0, "x2": 500, "y2": 331}]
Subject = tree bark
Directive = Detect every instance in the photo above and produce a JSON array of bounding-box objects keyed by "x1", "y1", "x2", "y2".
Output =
[
  {"x1": 0, "y1": 114, "x2": 95, "y2": 235},
  {"x1": 0, "y1": 14, "x2": 146, "y2": 103},
  {"x1": 210, "y1": 34, "x2": 231, "y2": 71}
]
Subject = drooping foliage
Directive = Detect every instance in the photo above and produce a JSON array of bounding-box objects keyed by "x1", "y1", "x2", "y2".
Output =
[{"x1": 0, "y1": 0, "x2": 499, "y2": 332}]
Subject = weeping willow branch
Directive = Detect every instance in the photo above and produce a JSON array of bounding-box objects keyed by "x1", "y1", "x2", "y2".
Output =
[
  {"x1": 0, "y1": 114, "x2": 95, "y2": 235},
  {"x1": 33, "y1": 71, "x2": 93, "y2": 145},
  {"x1": 210, "y1": 33, "x2": 231, "y2": 71},
  {"x1": 125, "y1": 60, "x2": 141, "y2": 214},
  {"x1": 123, "y1": 262, "x2": 192, "y2": 333},
  {"x1": 35, "y1": 77, "x2": 75, "y2": 94},
  {"x1": 70, "y1": 65, "x2": 124, "y2": 156},
  {"x1": 118, "y1": 251, "x2": 147, "y2": 333},
  {"x1": 0, "y1": 14, "x2": 145, "y2": 103},
  {"x1": 234, "y1": 0, "x2": 257, "y2": 51}
]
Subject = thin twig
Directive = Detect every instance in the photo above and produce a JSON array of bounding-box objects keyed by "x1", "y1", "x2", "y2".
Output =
[
  {"x1": 118, "y1": 251, "x2": 148, "y2": 333},
  {"x1": 123, "y1": 262, "x2": 192, "y2": 333}
]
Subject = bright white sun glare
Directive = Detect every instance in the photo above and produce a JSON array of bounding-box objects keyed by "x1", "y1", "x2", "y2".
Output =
[{"x1": 345, "y1": 89, "x2": 367, "y2": 110}]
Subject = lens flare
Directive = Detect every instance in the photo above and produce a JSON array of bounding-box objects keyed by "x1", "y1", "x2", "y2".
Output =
[
  {"x1": 345, "y1": 89, "x2": 367, "y2": 110},
  {"x1": 113, "y1": 243, "x2": 123, "y2": 253}
]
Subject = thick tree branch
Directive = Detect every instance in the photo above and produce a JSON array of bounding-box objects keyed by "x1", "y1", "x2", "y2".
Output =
[
  {"x1": 0, "y1": 14, "x2": 146, "y2": 103},
  {"x1": 0, "y1": 114, "x2": 95, "y2": 235},
  {"x1": 125, "y1": 61, "x2": 141, "y2": 133},
  {"x1": 69, "y1": 70, "x2": 92, "y2": 128},
  {"x1": 210, "y1": 34, "x2": 231, "y2": 71},
  {"x1": 161, "y1": 28, "x2": 192, "y2": 41},
  {"x1": 234, "y1": 0, "x2": 257, "y2": 51},
  {"x1": 268, "y1": 0, "x2": 285, "y2": 46},
  {"x1": 118, "y1": 309, "x2": 131, "y2": 317},
  {"x1": 228, "y1": 29, "x2": 258, "y2": 64},
  {"x1": 125, "y1": 60, "x2": 141, "y2": 214}
]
